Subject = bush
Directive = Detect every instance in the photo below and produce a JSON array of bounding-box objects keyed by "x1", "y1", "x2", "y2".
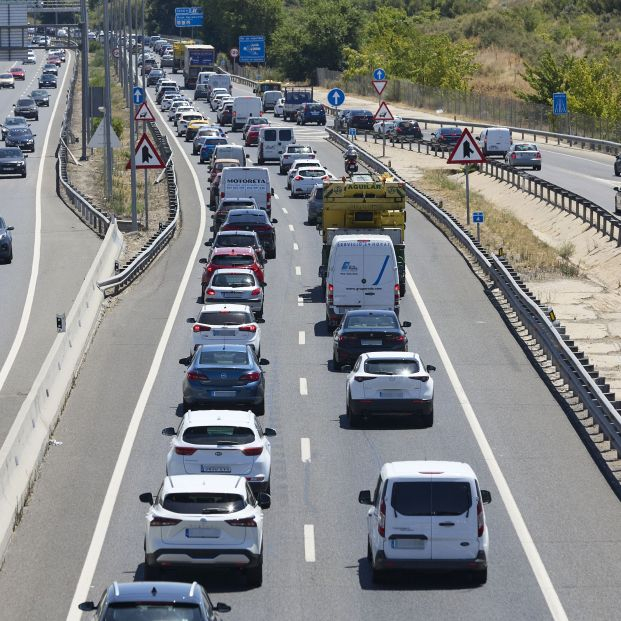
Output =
[{"x1": 90, "y1": 117, "x2": 124, "y2": 140}]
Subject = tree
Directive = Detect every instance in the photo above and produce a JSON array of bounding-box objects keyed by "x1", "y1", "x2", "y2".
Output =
[{"x1": 517, "y1": 51, "x2": 571, "y2": 105}]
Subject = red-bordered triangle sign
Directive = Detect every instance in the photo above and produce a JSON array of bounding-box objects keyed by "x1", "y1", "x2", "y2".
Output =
[
  {"x1": 373, "y1": 101, "x2": 394, "y2": 121},
  {"x1": 134, "y1": 102, "x2": 155, "y2": 122},
  {"x1": 447, "y1": 128, "x2": 485, "y2": 164},
  {"x1": 127, "y1": 133, "x2": 166, "y2": 170},
  {"x1": 372, "y1": 80, "x2": 387, "y2": 96}
]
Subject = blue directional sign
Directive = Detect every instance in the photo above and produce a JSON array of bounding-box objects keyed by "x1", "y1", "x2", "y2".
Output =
[
  {"x1": 472, "y1": 211, "x2": 484, "y2": 223},
  {"x1": 373, "y1": 68, "x2": 386, "y2": 80},
  {"x1": 553, "y1": 92, "x2": 567, "y2": 115},
  {"x1": 175, "y1": 7, "x2": 203, "y2": 28},
  {"x1": 132, "y1": 86, "x2": 144, "y2": 105},
  {"x1": 348, "y1": 128, "x2": 357, "y2": 138},
  {"x1": 239, "y1": 36, "x2": 265, "y2": 64},
  {"x1": 327, "y1": 88, "x2": 345, "y2": 107}
]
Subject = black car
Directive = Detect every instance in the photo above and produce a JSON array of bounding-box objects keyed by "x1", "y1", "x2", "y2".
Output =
[
  {"x1": 614, "y1": 154, "x2": 621, "y2": 177},
  {"x1": 194, "y1": 83, "x2": 210, "y2": 100},
  {"x1": 42, "y1": 63, "x2": 58, "y2": 76},
  {"x1": 2, "y1": 116, "x2": 29, "y2": 140},
  {"x1": 155, "y1": 84, "x2": 177, "y2": 104},
  {"x1": 146, "y1": 68, "x2": 165, "y2": 86},
  {"x1": 14, "y1": 98, "x2": 38, "y2": 120},
  {"x1": 0, "y1": 216, "x2": 14, "y2": 263},
  {"x1": 346, "y1": 109, "x2": 375, "y2": 132},
  {"x1": 388, "y1": 120, "x2": 423, "y2": 142},
  {"x1": 332, "y1": 310, "x2": 411, "y2": 369},
  {"x1": 38, "y1": 73, "x2": 57, "y2": 89},
  {"x1": 220, "y1": 208, "x2": 278, "y2": 259},
  {"x1": 5, "y1": 127, "x2": 35, "y2": 152},
  {"x1": 0, "y1": 147, "x2": 26, "y2": 178},
  {"x1": 430, "y1": 126, "x2": 462, "y2": 150},
  {"x1": 30, "y1": 89, "x2": 50, "y2": 107}
]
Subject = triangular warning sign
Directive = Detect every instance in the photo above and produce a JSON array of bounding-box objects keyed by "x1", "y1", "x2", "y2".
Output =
[
  {"x1": 373, "y1": 101, "x2": 394, "y2": 121},
  {"x1": 88, "y1": 118, "x2": 121, "y2": 149},
  {"x1": 134, "y1": 102, "x2": 155, "y2": 122},
  {"x1": 447, "y1": 128, "x2": 485, "y2": 164},
  {"x1": 127, "y1": 133, "x2": 166, "y2": 170},
  {"x1": 371, "y1": 80, "x2": 387, "y2": 96}
]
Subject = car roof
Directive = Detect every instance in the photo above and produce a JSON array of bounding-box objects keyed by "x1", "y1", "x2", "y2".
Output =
[
  {"x1": 199, "y1": 303, "x2": 252, "y2": 313},
  {"x1": 362, "y1": 351, "x2": 419, "y2": 361},
  {"x1": 162, "y1": 474, "x2": 247, "y2": 496},
  {"x1": 105, "y1": 581, "x2": 206, "y2": 604},
  {"x1": 381, "y1": 461, "x2": 476, "y2": 480},
  {"x1": 346, "y1": 309, "x2": 397, "y2": 318},
  {"x1": 216, "y1": 230, "x2": 258, "y2": 237},
  {"x1": 211, "y1": 268, "x2": 257, "y2": 276},
  {"x1": 184, "y1": 409, "x2": 255, "y2": 427},
  {"x1": 211, "y1": 246, "x2": 256, "y2": 256},
  {"x1": 226, "y1": 208, "x2": 265, "y2": 216}
]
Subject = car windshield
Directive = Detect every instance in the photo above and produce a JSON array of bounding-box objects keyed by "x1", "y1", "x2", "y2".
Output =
[
  {"x1": 8, "y1": 128, "x2": 30, "y2": 136},
  {"x1": 0, "y1": 73, "x2": 13, "y2": 79},
  {"x1": 364, "y1": 360, "x2": 420, "y2": 375},
  {"x1": 162, "y1": 492, "x2": 246, "y2": 514},
  {"x1": 391, "y1": 482, "x2": 472, "y2": 516},
  {"x1": 0, "y1": 148, "x2": 22, "y2": 157},
  {"x1": 210, "y1": 255, "x2": 253, "y2": 267},
  {"x1": 17, "y1": 99, "x2": 33, "y2": 106},
  {"x1": 5, "y1": 118, "x2": 25, "y2": 126},
  {"x1": 198, "y1": 350, "x2": 249, "y2": 366},
  {"x1": 31, "y1": 90, "x2": 46, "y2": 97},
  {"x1": 211, "y1": 273, "x2": 256, "y2": 288},
  {"x1": 344, "y1": 314, "x2": 399, "y2": 329},
  {"x1": 104, "y1": 604, "x2": 203, "y2": 621},
  {"x1": 183, "y1": 425, "x2": 255, "y2": 445},
  {"x1": 198, "y1": 310, "x2": 253, "y2": 324}
]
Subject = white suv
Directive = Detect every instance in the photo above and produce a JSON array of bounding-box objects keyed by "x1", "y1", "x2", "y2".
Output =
[
  {"x1": 163, "y1": 409, "x2": 276, "y2": 493},
  {"x1": 359, "y1": 461, "x2": 491, "y2": 585},
  {"x1": 140, "y1": 474, "x2": 269, "y2": 587},
  {"x1": 279, "y1": 144, "x2": 315, "y2": 175}
]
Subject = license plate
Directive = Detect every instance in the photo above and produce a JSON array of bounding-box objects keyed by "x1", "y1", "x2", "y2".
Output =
[
  {"x1": 392, "y1": 538, "x2": 425, "y2": 549},
  {"x1": 213, "y1": 391, "x2": 235, "y2": 397},
  {"x1": 361, "y1": 339, "x2": 382, "y2": 346},
  {"x1": 201, "y1": 465, "x2": 231, "y2": 473},
  {"x1": 186, "y1": 528, "x2": 219, "y2": 538},
  {"x1": 380, "y1": 390, "x2": 403, "y2": 398},
  {"x1": 213, "y1": 330, "x2": 234, "y2": 336},
  {"x1": 223, "y1": 292, "x2": 243, "y2": 298}
]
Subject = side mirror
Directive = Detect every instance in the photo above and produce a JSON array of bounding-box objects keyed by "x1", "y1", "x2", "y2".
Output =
[
  {"x1": 358, "y1": 490, "x2": 372, "y2": 505},
  {"x1": 7, "y1": 226, "x2": 14, "y2": 231},
  {"x1": 401, "y1": 321, "x2": 411, "y2": 328},
  {"x1": 426, "y1": 364, "x2": 436, "y2": 372},
  {"x1": 481, "y1": 489, "x2": 492, "y2": 504},
  {"x1": 214, "y1": 602, "x2": 232, "y2": 613},
  {"x1": 12, "y1": 104, "x2": 15, "y2": 107},
  {"x1": 139, "y1": 492, "x2": 154, "y2": 504},
  {"x1": 264, "y1": 427, "x2": 277, "y2": 437},
  {"x1": 259, "y1": 358, "x2": 269, "y2": 366},
  {"x1": 161, "y1": 427, "x2": 176, "y2": 436},
  {"x1": 341, "y1": 365, "x2": 352, "y2": 373},
  {"x1": 258, "y1": 492, "x2": 271, "y2": 509},
  {"x1": 78, "y1": 602, "x2": 96, "y2": 612},
  {"x1": 24, "y1": 154, "x2": 28, "y2": 158},
  {"x1": 204, "y1": 240, "x2": 213, "y2": 246},
  {"x1": 179, "y1": 355, "x2": 192, "y2": 366},
  {"x1": 261, "y1": 282, "x2": 267, "y2": 288},
  {"x1": 271, "y1": 218, "x2": 278, "y2": 224}
]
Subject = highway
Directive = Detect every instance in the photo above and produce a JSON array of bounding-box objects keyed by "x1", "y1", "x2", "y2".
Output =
[
  {"x1": 0, "y1": 49, "x2": 100, "y2": 440},
  {"x1": 0, "y1": 73, "x2": 620, "y2": 621}
]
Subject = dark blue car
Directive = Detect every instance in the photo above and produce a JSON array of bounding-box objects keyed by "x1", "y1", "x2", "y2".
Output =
[
  {"x1": 180, "y1": 343, "x2": 269, "y2": 415},
  {"x1": 199, "y1": 136, "x2": 228, "y2": 164},
  {"x1": 296, "y1": 102, "x2": 326, "y2": 126},
  {"x1": 0, "y1": 216, "x2": 14, "y2": 263}
]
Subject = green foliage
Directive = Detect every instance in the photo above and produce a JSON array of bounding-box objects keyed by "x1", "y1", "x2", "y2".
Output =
[{"x1": 91, "y1": 117, "x2": 124, "y2": 140}]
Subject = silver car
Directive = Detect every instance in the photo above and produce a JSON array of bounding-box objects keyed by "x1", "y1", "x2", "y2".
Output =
[
  {"x1": 505, "y1": 142, "x2": 542, "y2": 170},
  {"x1": 306, "y1": 183, "x2": 324, "y2": 225},
  {"x1": 205, "y1": 269, "x2": 264, "y2": 317}
]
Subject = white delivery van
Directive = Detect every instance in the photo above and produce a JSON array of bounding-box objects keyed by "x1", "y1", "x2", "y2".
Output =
[
  {"x1": 477, "y1": 127, "x2": 511, "y2": 157},
  {"x1": 210, "y1": 144, "x2": 247, "y2": 168},
  {"x1": 219, "y1": 166, "x2": 274, "y2": 215},
  {"x1": 207, "y1": 73, "x2": 232, "y2": 96},
  {"x1": 231, "y1": 96, "x2": 262, "y2": 132},
  {"x1": 359, "y1": 461, "x2": 492, "y2": 585},
  {"x1": 196, "y1": 71, "x2": 216, "y2": 86},
  {"x1": 262, "y1": 90, "x2": 283, "y2": 112},
  {"x1": 325, "y1": 234, "x2": 399, "y2": 328},
  {"x1": 257, "y1": 127, "x2": 296, "y2": 164}
]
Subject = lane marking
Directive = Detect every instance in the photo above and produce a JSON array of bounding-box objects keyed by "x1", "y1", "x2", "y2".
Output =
[
  {"x1": 66, "y1": 85, "x2": 208, "y2": 621},
  {"x1": 298, "y1": 330, "x2": 305, "y2": 345},
  {"x1": 295, "y1": 266, "x2": 301, "y2": 276},
  {"x1": 293, "y1": 242, "x2": 299, "y2": 250},
  {"x1": 0, "y1": 52, "x2": 73, "y2": 396},
  {"x1": 304, "y1": 524, "x2": 315, "y2": 562},
  {"x1": 297, "y1": 296, "x2": 304, "y2": 307},
  {"x1": 288, "y1": 224, "x2": 294, "y2": 232},
  {"x1": 273, "y1": 193, "x2": 279, "y2": 200},
  {"x1": 405, "y1": 267, "x2": 568, "y2": 621},
  {"x1": 281, "y1": 207, "x2": 288, "y2": 214},
  {"x1": 299, "y1": 377, "x2": 308, "y2": 395},
  {"x1": 300, "y1": 437, "x2": 311, "y2": 463}
]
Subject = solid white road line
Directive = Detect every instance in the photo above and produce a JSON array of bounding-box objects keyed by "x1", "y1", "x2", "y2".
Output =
[
  {"x1": 293, "y1": 242, "x2": 299, "y2": 250},
  {"x1": 295, "y1": 266, "x2": 301, "y2": 276},
  {"x1": 65, "y1": 89, "x2": 208, "y2": 621},
  {"x1": 300, "y1": 437, "x2": 311, "y2": 463},
  {"x1": 299, "y1": 377, "x2": 308, "y2": 395},
  {"x1": 298, "y1": 330, "x2": 305, "y2": 345},
  {"x1": 297, "y1": 296, "x2": 304, "y2": 307},
  {"x1": 405, "y1": 267, "x2": 568, "y2": 621},
  {"x1": 304, "y1": 524, "x2": 316, "y2": 562},
  {"x1": 0, "y1": 52, "x2": 73, "y2": 396},
  {"x1": 288, "y1": 224, "x2": 295, "y2": 232}
]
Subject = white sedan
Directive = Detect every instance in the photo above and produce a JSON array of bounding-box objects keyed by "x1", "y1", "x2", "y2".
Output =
[
  {"x1": 167, "y1": 100, "x2": 191, "y2": 121},
  {"x1": 373, "y1": 118, "x2": 401, "y2": 135},
  {"x1": 290, "y1": 167, "x2": 335, "y2": 198},
  {"x1": 160, "y1": 94, "x2": 185, "y2": 111},
  {"x1": 344, "y1": 351, "x2": 436, "y2": 428},
  {"x1": 205, "y1": 269, "x2": 264, "y2": 317},
  {"x1": 163, "y1": 409, "x2": 276, "y2": 493},
  {"x1": 177, "y1": 111, "x2": 204, "y2": 136},
  {"x1": 273, "y1": 98, "x2": 284, "y2": 117}
]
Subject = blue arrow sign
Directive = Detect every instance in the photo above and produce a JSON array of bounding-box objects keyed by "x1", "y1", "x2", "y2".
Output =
[
  {"x1": 472, "y1": 211, "x2": 484, "y2": 223},
  {"x1": 373, "y1": 68, "x2": 386, "y2": 80},
  {"x1": 552, "y1": 92, "x2": 567, "y2": 115},
  {"x1": 132, "y1": 86, "x2": 144, "y2": 105},
  {"x1": 327, "y1": 88, "x2": 345, "y2": 107}
]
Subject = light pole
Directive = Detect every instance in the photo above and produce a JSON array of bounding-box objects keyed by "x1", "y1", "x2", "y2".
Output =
[
  {"x1": 80, "y1": 0, "x2": 89, "y2": 161},
  {"x1": 141, "y1": 0, "x2": 149, "y2": 229},
  {"x1": 127, "y1": 0, "x2": 138, "y2": 230},
  {"x1": 102, "y1": 0, "x2": 113, "y2": 200}
]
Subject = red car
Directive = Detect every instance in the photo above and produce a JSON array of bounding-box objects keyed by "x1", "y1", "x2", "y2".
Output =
[
  {"x1": 200, "y1": 247, "x2": 265, "y2": 299},
  {"x1": 9, "y1": 67, "x2": 25, "y2": 80},
  {"x1": 46, "y1": 56, "x2": 61, "y2": 67},
  {"x1": 244, "y1": 125, "x2": 263, "y2": 147}
]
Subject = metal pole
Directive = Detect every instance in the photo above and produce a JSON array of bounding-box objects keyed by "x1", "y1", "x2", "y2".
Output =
[
  {"x1": 80, "y1": 0, "x2": 89, "y2": 160},
  {"x1": 142, "y1": 0, "x2": 148, "y2": 230},
  {"x1": 128, "y1": 0, "x2": 138, "y2": 230},
  {"x1": 476, "y1": 221, "x2": 480, "y2": 243},
  {"x1": 465, "y1": 167, "x2": 470, "y2": 225},
  {"x1": 103, "y1": 0, "x2": 113, "y2": 200}
]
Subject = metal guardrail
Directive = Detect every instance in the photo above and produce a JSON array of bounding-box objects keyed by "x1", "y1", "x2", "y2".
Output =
[{"x1": 326, "y1": 127, "x2": 621, "y2": 492}]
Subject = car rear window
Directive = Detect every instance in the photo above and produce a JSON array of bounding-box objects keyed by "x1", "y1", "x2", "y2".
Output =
[
  {"x1": 391, "y1": 482, "x2": 472, "y2": 516},
  {"x1": 227, "y1": 213, "x2": 267, "y2": 223},
  {"x1": 299, "y1": 169, "x2": 326, "y2": 178},
  {"x1": 441, "y1": 128, "x2": 461, "y2": 136},
  {"x1": 198, "y1": 310, "x2": 253, "y2": 324},
  {"x1": 289, "y1": 146, "x2": 312, "y2": 154},
  {"x1": 344, "y1": 315, "x2": 398, "y2": 329},
  {"x1": 198, "y1": 350, "x2": 250, "y2": 365},
  {"x1": 104, "y1": 605, "x2": 203, "y2": 621},
  {"x1": 211, "y1": 272, "x2": 256, "y2": 287},
  {"x1": 183, "y1": 425, "x2": 255, "y2": 445},
  {"x1": 216, "y1": 234, "x2": 255, "y2": 247},
  {"x1": 278, "y1": 129, "x2": 293, "y2": 141},
  {"x1": 263, "y1": 129, "x2": 277, "y2": 141},
  {"x1": 210, "y1": 255, "x2": 254, "y2": 267},
  {"x1": 307, "y1": 104, "x2": 324, "y2": 112},
  {"x1": 162, "y1": 492, "x2": 246, "y2": 514},
  {"x1": 364, "y1": 360, "x2": 420, "y2": 375},
  {"x1": 514, "y1": 144, "x2": 537, "y2": 152},
  {"x1": 204, "y1": 138, "x2": 227, "y2": 145}
]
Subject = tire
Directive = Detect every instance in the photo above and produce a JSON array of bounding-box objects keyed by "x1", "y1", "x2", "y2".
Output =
[
  {"x1": 253, "y1": 401, "x2": 265, "y2": 416},
  {"x1": 347, "y1": 399, "x2": 360, "y2": 428},
  {"x1": 35, "y1": 115, "x2": 39, "y2": 121},
  {"x1": 182, "y1": 399, "x2": 190, "y2": 413},
  {"x1": 258, "y1": 157, "x2": 264, "y2": 165},
  {"x1": 7, "y1": 249, "x2": 12, "y2": 263},
  {"x1": 470, "y1": 568, "x2": 487, "y2": 586},
  {"x1": 422, "y1": 408, "x2": 433, "y2": 428},
  {"x1": 21, "y1": 172, "x2": 26, "y2": 178},
  {"x1": 615, "y1": 167, "x2": 621, "y2": 177},
  {"x1": 332, "y1": 351, "x2": 341, "y2": 371},
  {"x1": 201, "y1": 284, "x2": 206, "y2": 302},
  {"x1": 372, "y1": 567, "x2": 387, "y2": 584},
  {"x1": 267, "y1": 248, "x2": 276, "y2": 260},
  {"x1": 367, "y1": 540, "x2": 372, "y2": 562},
  {"x1": 400, "y1": 283, "x2": 406, "y2": 297},
  {"x1": 279, "y1": 167, "x2": 285, "y2": 175},
  {"x1": 256, "y1": 305, "x2": 264, "y2": 319},
  {"x1": 246, "y1": 558, "x2": 263, "y2": 588},
  {"x1": 534, "y1": 165, "x2": 541, "y2": 171}
]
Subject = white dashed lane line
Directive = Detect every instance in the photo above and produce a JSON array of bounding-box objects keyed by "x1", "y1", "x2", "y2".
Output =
[
  {"x1": 299, "y1": 378, "x2": 308, "y2": 395},
  {"x1": 298, "y1": 330, "x2": 305, "y2": 345},
  {"x1": 281, "y1": 207, "x2": 288, "y2": 214},
  {"x1": 300, "y1": 438, "x2": 311, "y2": 463},
  {"x1": 293, "y1": 242, "x2": 299, "y2": 250},
  {"x1": 295, "y1": 266, "x2": 301, "y2": 276},
  {"x1": 288, "y1": 224, "x2": 294, "y2": 232},
  {"x1": 297, "y1": 296, "x2": 304, "y2": 307},
  {"x1": 304, "y1": 525, "x2": 316, "y2": 562}
]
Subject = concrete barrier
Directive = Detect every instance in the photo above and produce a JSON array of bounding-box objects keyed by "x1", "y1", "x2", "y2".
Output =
[{"x1": 0, "y1": 222, "x2": 123, "y2": 563}]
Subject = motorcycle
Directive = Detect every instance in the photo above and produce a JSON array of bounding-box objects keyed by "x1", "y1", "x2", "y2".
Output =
[{"x1": 345, "y1": 157, "x2": 358, "y2": 175}]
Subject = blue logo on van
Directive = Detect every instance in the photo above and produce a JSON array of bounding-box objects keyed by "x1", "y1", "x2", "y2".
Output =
[
  {"x1": 341, "y1": 261, "x2": 358, "y2": 273},
  {"x1": 371, "y1": 255, "x2": 390, "y2": 285}
]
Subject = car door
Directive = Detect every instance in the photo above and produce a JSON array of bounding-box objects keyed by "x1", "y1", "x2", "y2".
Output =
[{"x1": 277, "y1": 128, "x2": 294, "y2": 156}]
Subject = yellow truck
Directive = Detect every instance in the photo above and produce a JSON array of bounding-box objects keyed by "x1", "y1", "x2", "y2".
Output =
[
  {"x1": 318, "y1": 177, "x2": 408, "y2": 296},
  {"x1": 252, "y1": 81, "x2": 282, "y2": 97},
  {"x1": 172, "y1": 40, "x2": 194, "y2": 74}
]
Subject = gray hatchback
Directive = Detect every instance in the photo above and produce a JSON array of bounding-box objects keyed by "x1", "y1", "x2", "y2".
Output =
[
  {"x1": 505, "y1": 142, "x2": 542, "y2": 170},
  {"x1": 306, "y1": 183, "x2": 324, "y2": 225}
]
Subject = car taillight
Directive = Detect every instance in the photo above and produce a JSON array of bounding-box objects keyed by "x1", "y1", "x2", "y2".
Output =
[
  {"x1": 193, "y1": 324, "x2": 210, "y2": 332},
  {"x1": 294, "y1": 175, "x2": 302, "y2": 181},
  {"x1": 232, "y1": 111, "x2": 236, "y2": 117},
  {"x1": 206, "y1": 288, "x2": 216, "y2": 296},
  {"x1": 220, "y1": 191, "x2": 225, "y2": 198},
  {"x1": 394, "y1": 284, "x2": 400, "y2": 305},
  {"x1": 378, "y1": 499, "x2": 386, "y2": 537},
  {"x1": 187, "y1": 370, "x2": 208, "y2": 381},
  {"x1": 238, "y1": 324, "x2": 257, "y2": 332},
  {"x1": 266, "y1": 192, "x2": 271, "y2": 206},
  {"x1": 511, "y1": 153, "x2": 517, "y2": 159},
  {"x1": 477, "y1": 497, "x2": 485, "y2": 537},
  {"x1": 327, "y1": 283, "x2": 333, "y2": 303},
  {"x1": 255, "y1": 225, "x2": 271, "y2": 231},
  {"x1": 322, "y1": 175, "x2": 329, "y2": 180},
  {"x1": 150, "y1": 516, "x2": 182, "y2": 527},
  {"x1": 354, "y1": 376, "x2": 374, "y2": 382},
  {"x1": 239, "y1": 371, "x2": 260, "y2": 382},
  {"x1": 226, "y1": 518, "x2": 257, "y2": 527},
  {"x1": 535, "y1": 152, "x2": 541, "y2": 159},
  {"x1": 387, "y1": 334, "x2": 405, "y2": 342},
  {"x1": 241, "y1": 446, "x2": 263, "y2": 456},
  {"x1": 339, "y1": 335, "x2": 354, "y2": 342},
  {"x1": 175, "y1": 446, "x2": 197, "y2": 455},
  {"x1": 250, "y1": 287, "x2": 261, "y2": 296}
]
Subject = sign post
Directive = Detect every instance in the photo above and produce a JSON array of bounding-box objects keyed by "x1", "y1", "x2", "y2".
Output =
[
  {"x1": 230, "y1": 47, "x2": 239, "y2": 75},
  {"x1": 472, "y1": 211, "x2": 484, "y2": 243},
  {"x1": 374, "y1": 101, "x2": 394, "y2": 158},
  {"x1": 373, "y1": 69, "x2": 389, "y2": 157}
]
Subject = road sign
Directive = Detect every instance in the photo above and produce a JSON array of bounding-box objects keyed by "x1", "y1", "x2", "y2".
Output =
[
  {"x1": 371, "y1": 80, "x2": 387, "y2": 96},
  {"x1": 447, "y1": 128, "x2": 485, "y2": 164},
  {"x1": 373, "y1": 68, "x2": 386, "y2": 80},
  {"x1": 553, "y1": 92, "x2": 567, "y2": 115},
  {"x1": 473, "y1": 211, "x2": 484, "y2": 223},
  {"x1": 134, "y1": 102, "x2": 155, "y2": 122},
  {"x1": 88, "y1": 118, "x2": 121, "y2": 149},
  {"x1": 175, "y1": 7, "x2": 203, "y2": 28},
  {"x1": 348, "y1": 128, "x2": 357, "y2": 138},
  {"x1": 230, "y1": 47, "x2": 239, "y2": 59},
  {"x1": 112, "y1": 48, "x2": 119, "y2": 58},
  {"x1": 373, "y1": 101, "x2": 394, "y2": 121},
  {"x1": 327, "y1": 88, "x2": 345, "y2": 107},
  {"x1": 239, "y1": 35, "x2": 265, "y2": 63},
  {"x1": 132, "y1": 86, "x2": 144, "y2": 105},
  {"x1": 127, "y1": 133, "x2": 165, "y2": 170}
]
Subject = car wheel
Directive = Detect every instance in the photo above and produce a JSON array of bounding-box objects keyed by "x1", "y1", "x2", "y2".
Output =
[
  {"x1": 470, "y1": 568, "x2": 487, "y2": 586},
  {"x1": 332, "y1": 351, "x2": 341, "y2": 371},
  {"x1": 279, "y1": 166, "x2": 284, "y2": 174},
  {"x1": 246, "y1": 557, "x2": 263, "y2": 588},
  {"x1": 347, "y1": 399, "x2": 360, "y2": 428},
  {"x1": 35, "y1": 115, "x2": 39, "y2": 121},
  {"x1": 372, "y1": 566, "x2": 387, "y2": 584},
  {"x1": 400, "y1": 283, "x2": 405, "y2": 297},
  {"x1": 182, "y1": 400, "x2": 190, "y2": 413},
  {"x1": 615, "y1": 167, "x2": 621, "y2": 177},
  {"x1": 267, "y1": 248, "x2": 276, "y2": 259},
  {"x1": 21, "y1": 171, "x2": 26, "y2": 178},
  {"x1": 367, "y1": 540, "x2": 372, "y2": 562},
  {"x1": 253, "y1": 401, "x2": 265, "y2": 416},
  {"x1": 7, "y1": 249, "x2": 13, "y2": 263},
  {"x1": 422, "y1": 407, "x2": 433, "y2": 428},
  {"x1": 534, "y1": 165, "x2": 541, "y2": 171},
  {"x1": 258, "y1": 157, "x2": 264, "y2": 165}
]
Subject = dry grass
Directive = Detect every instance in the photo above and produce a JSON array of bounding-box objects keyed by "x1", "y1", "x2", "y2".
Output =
[{"x1": 472, "y1": 46, "x2": 529, "y2": 97}]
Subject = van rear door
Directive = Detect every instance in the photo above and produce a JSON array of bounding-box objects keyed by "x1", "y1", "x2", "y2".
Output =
[
  {"x1": 332, "y1": 243, "x2": 364, "y2": 310},
  {"x1": 276, "y1": 128, "x2": 294, "y2": 156},
  {"x1": 361, "y1": 241, "x2": 396, "y2": 310}
]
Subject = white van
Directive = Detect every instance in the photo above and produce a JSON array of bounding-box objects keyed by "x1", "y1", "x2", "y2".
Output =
[
  {"x1": 207, "y1": 73, "x2": 232, "y2": 96},
  {"x1": 219, "y1": 166, "x2": 274, "y2": 215},
  {"x1": 477, "y1": 127, "x2": 511, "y2": 157},
  {"x1": 262, "y1": 90, "x2": 283, "y2": 112},
  {"x1": 325, "y1": 234, "x2": 399, "y2": 328},
  {"x1": 196, "y1": 71, "x2": 216, "y2": 86},
  {"x1": 359, "y1": 461, "x2": 492, "y2": 585},
  {"x1": 231, "y1": 96, "x2": 262, "y2": 132},
  {"x1": 257, "y1": 127, "x2": 296, "y2": 165},
  {"x1": 210, "y1": 144, "x2": 247, "y2": 168}
]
